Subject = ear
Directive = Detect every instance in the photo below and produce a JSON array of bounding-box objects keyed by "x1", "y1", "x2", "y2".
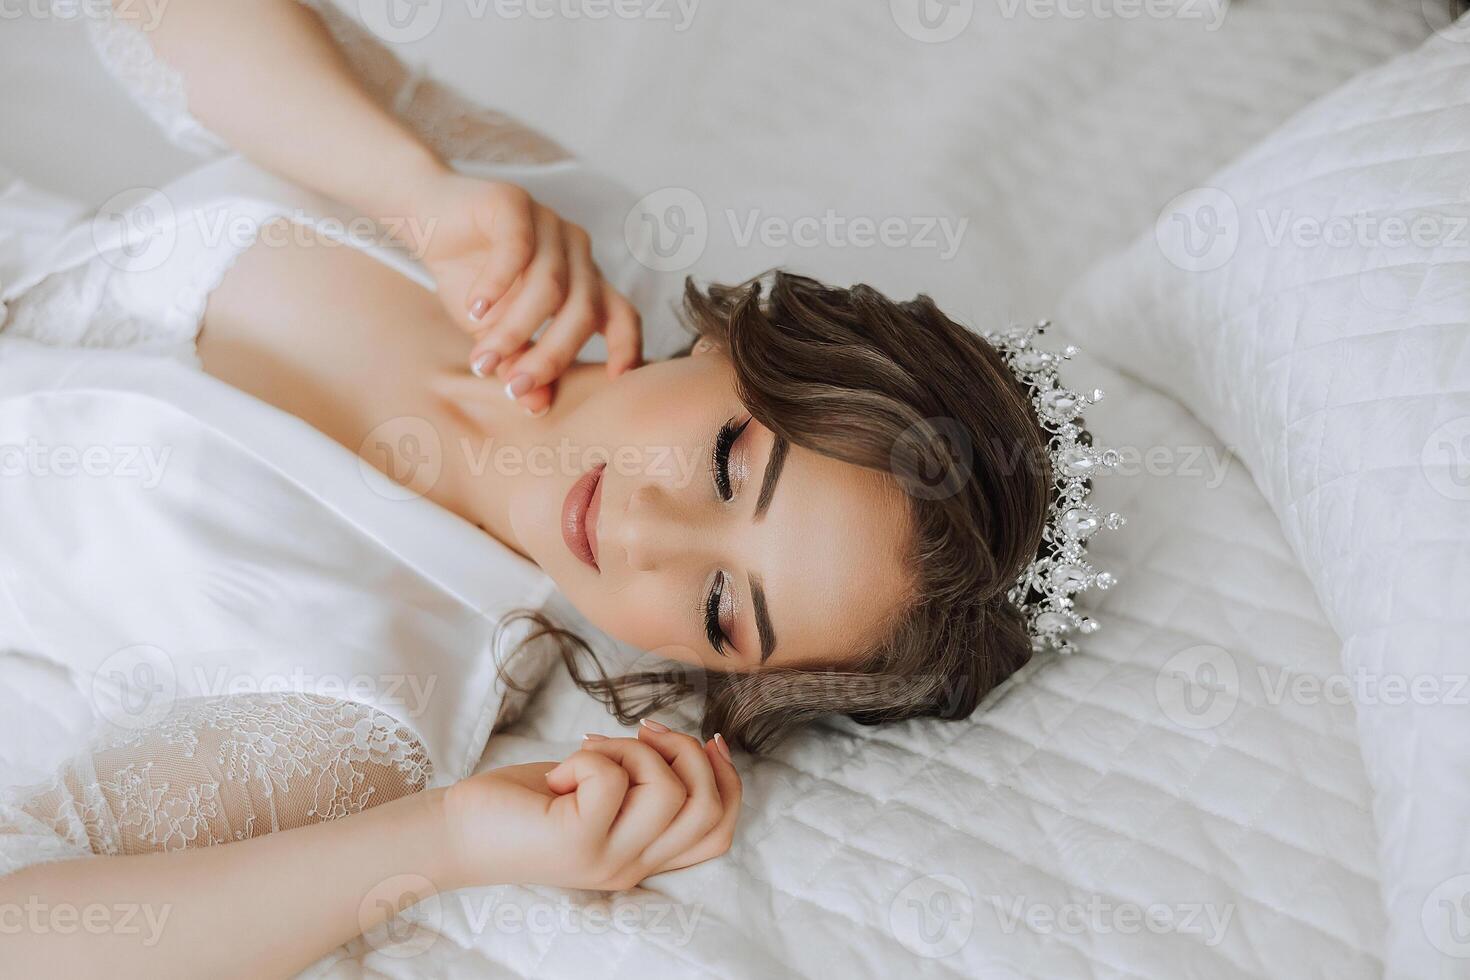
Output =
[{"x1": 690, "y1": 335, "x2": 718, "y2": 356}]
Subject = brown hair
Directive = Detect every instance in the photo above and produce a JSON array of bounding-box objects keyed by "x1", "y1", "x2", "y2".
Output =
[{"x1": 500, "y1": 271, "x2": 1051, "y2": 752}]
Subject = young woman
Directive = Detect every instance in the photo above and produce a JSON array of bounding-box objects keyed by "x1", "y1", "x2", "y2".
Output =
[{"x1": 0, "y1": 0, "x2": 1105, "y2": 974}]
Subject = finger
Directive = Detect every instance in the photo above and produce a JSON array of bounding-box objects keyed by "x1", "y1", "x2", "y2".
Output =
[
  {"x1": 658, "y1": 735, "x2": 742, "y2": 872},
  {"x1": 481, "y1": 343, "x2": 554, "y2": 417},
  {"x1": 632, "y1": 722, "x2": 725, "y2": 868},
  {"x1": 476, "y1": 206, "x2": 568, "y2": 351},
  {"x1": 467, "y1": 184, "x2": 537, "y2": 323},
  {"x1": 601, "y1": 283, "x2": 643, "y2": 378},
  {"x1": 576, "y1": 737, "x2": 688, "y2": 860},
  {"x1": 500, "y1": 231, "x2": 603, "y2": 395},
  {"x1": 544, "y1": 748, "x2": 630, "y2": 837}
]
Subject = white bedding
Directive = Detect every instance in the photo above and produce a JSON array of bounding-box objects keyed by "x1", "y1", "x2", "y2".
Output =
[{"x1": 0, "y1": 1, "x2": 1448, "y2": 977}]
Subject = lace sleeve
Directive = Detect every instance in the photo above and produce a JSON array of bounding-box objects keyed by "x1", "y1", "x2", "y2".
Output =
[
  {"x1": 84, "y1": 0, "x2": 570, "y2": 164},
  {"x1": 0, "y1": 692, "x2": 431, "y2": 876}
]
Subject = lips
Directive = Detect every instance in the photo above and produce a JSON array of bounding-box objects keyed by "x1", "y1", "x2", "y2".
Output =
[{"x1": 561, "y1": 462, "x2": 605, "y2": 571}]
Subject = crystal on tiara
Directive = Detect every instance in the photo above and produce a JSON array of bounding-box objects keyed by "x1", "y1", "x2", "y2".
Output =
[{"x1": 981, "y1": 319, "x2": 1125, "y2": 655}]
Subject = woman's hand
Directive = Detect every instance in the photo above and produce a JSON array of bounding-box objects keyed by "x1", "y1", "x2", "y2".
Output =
[
  {"x1": 440, "y1": 724, "x2": 739, "y2": 892},
  {"x1": 407, "y1": 173, "x2": 644, "y2": 417}
]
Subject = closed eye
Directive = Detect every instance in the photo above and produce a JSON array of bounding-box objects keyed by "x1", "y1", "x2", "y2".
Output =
[
  {"x1": 703, "y1": 570, "x2": 730, "y2": 657},
  {"x1": 710, "y1": 415, "x2": 750, "y2": 501}
]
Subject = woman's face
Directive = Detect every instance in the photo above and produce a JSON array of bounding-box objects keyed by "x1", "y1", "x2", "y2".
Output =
[{"x1": 505, "y1": 342, "x2": 915, "y2": 673}]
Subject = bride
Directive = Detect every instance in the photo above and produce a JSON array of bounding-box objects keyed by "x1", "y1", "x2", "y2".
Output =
[{"x1": 0, "y1": 0, "x2": 1109, "y2": 973}]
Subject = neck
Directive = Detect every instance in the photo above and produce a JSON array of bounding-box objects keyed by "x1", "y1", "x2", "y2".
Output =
[{"x1": 421, "y1": 361, "x2": 609, "y2": 561}]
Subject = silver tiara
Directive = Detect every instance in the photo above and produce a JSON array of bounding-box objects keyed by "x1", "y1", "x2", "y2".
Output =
[{"x1": 981, "y1": 319, "x2": 1126, "y2": 655}]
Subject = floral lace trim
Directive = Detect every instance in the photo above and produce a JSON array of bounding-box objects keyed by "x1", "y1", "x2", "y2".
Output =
[
  {"x1": 0, "y1": 693, "x2": 431, "y2": 868},
  {"x1": 83, "y1": 9, "x2": 228, "y2": 156},
  {"x1": 82, "y1": 0, "x2": 569, "y2": 166}
]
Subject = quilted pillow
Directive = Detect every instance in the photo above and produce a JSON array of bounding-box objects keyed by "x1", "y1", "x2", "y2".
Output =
[{"x1": 1058, "y1": 18, "x2": 1470, "y2": 979}]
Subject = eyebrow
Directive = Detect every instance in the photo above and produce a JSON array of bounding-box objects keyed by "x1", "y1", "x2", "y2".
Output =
[
  {"x1": 753, "y1": 433, "x2": 788, "y2": 520},
  {"x1": 749, "y1": 572, "x2": 776, "y2": 664}
]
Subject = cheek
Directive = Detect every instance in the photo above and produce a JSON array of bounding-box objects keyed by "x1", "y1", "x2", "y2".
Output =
[{"x1": 562, "y1": 576, "x2": 708, "y2": 665}]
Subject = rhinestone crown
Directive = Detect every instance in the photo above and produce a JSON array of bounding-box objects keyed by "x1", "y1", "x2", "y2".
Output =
[{"x1": 981, "y1": 319, "x2": 1126, "y2": 655}]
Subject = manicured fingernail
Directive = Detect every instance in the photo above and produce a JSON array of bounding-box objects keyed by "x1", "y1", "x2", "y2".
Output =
[
  {"x1": 640, "y1": 717, "x2": 671, "y2": 734},
  {"x1": 505, "y1": 373, "x2": 534, "y2": 400},
  {"x1": 469, "y1": 297, "x2": 490, "y2": 321},
  {"x1": 714, "y1": 732, "x2": 732, "y2": 762},
  {"x1": 471, "y1": 350, "x2": 500, "y2": 378},
  {"x1": 528, "y1": 404, "x2": 549, "y2": 418},
  {"x1": 583, "y1": 732, "x2": 608, "y2": 741}
]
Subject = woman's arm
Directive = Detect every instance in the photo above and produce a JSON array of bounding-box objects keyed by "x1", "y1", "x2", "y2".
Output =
[
  {"x1": 0, "y1": 725, "x2": 738, "y2": 978},
  {"x1": 0, "y1": 784, "x2": 455, "y2": 979},
  {"x1": 137, "y1": 0, "x2": 447, "y2": 225},
  {"x1": 126, "y1": 0, "x2": 642, "y2": 412}
]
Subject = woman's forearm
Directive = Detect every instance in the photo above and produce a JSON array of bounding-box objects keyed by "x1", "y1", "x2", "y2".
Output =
[
  {"x1": 134, "y1": 0, "x2": 449, "y2": 220},
  {"x1": 0, "y1": 785, "x2": 463, "y2": 979}
]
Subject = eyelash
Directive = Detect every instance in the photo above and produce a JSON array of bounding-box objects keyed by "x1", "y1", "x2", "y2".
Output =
[
  {"x1": 710, "y1": 416, "x2": 750, "y2": 502},
  {"x1": 703, "y1": 416, "x2": 750, "y2": 656},
  {"x1": 704, "y1": 571, "x2": 730, "y2": 657}
]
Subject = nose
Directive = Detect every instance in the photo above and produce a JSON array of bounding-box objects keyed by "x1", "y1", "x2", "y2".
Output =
[{"x1": 616, "y1": 481, "x2": 702, "y2": 572}]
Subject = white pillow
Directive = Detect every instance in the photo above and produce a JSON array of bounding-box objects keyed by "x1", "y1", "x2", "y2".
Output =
[{"x1": 1058, "y1": 18, "x2": 1470, "y2": 978}]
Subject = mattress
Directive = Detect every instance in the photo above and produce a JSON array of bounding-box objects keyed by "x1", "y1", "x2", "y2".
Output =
[{"x1": 0, "y1": 1, "x2": 1441, "y2": 977}]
